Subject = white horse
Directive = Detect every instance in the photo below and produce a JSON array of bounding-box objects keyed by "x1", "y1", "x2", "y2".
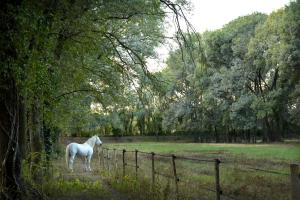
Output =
[{"x1": 65, "y1": 135, "x2": 102, "y2": 172}]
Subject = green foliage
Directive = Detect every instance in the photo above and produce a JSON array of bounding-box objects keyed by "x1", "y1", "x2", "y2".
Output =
[
  {"x1": 108, "y1": 173, "x2": 172, "y2": 200},
  {"x1": 4, "y1": 0, "x2": 299, "y2": 142},
  {"x1": 42, "y1": 179, "x2": 104, "y2": 197},
  {"x1": 158, "y1": 3, "x2": 300, "y2": 141},
  {"x1": 43, "y1": 1, "x2": 299, "y2": 141},
  {"x1": 5, "y1": 0, "x2": 186, "y2": 139}
]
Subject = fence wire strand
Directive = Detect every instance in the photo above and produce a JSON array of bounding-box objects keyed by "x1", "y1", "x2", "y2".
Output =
[
  {"x1": 99, "y1": 146, "x2": 293, "y2": 200},
  {"x1": 244, "y1": 167, "x2": 290, "y2": 176}
]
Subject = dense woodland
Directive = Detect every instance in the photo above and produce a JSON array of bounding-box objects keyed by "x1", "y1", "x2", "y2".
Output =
[
  {"x1": 0, "y1": 0, "x2": 299, "y2": 199},
  {"x1": 78, "y1": 2, "x2": 300, "y2": 144}
]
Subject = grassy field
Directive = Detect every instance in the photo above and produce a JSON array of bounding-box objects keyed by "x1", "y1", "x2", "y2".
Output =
[
  {"x1": 104, "y1": 142, "x2": 300, "y2": 163},
  {"x1": 40, "y1": 141, "x2": 300, "y2": 200},
  {"x1": 99, "y1": 141, "x2": 300, "y2": 200}
]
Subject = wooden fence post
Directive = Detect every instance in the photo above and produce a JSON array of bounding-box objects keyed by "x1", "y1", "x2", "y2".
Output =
[
  {"x1": 215, "y1": 159, "x2": 221, "y2": 200},
  {"x1": 151, "y1": 152, "x2": 155, "y2": 186},
  {"x1": 101, "y1": 148, "x2": 105, "y2": 169},
  {"x1": 107, "y1": 149, "x2": 110, "y2": 173},
  {"x1": 135, "y1": 149, "x2": 138, "y2": 179},
  {"x1": 290, "y1": 164, "x2": 300, "y2": 200},
  {"x1": 172, "y1": 154, "x2": 179, "y2": 200},
  {"x1": 123, "y1": 149, "x2": 126, "y2": 177},
  {"x1": 113, "y1": 148, "x2": 117, "y2": 171},
  {"x1": 97, "y1": 147, "x2": 101, "y2": 169},
  {"x1": 104, "y1": 148, "x2": 107, "y2": 170}
]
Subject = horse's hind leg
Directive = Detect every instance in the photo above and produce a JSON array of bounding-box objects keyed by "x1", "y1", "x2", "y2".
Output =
[
  {"x1": 83, "y1": 157, "x2": 88, "y2": 171},
  {"x1": 69, "y1": 154, "x2": 75, "y2": 172}
]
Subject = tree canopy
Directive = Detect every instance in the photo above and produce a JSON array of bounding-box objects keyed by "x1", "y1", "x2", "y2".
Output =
[
  {"x1": 0, "y1": 0, "x2": 192, "y2": 198},
  {"x1": 157, "y1": 3, "x2": 300, "y2": 142}
]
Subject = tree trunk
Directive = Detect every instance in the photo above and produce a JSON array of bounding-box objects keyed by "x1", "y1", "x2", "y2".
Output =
[
  {"x1": 0, "y1": 1, "x2": 24, "y2": 198},
  {"x1": 233, "y1": 129, "x2": 236, "y2": 143},
  {"x1": 137, "y1": 115, "x2": 145, "y2": 135},
  {"x1": 43, "y1": 123, "x2": 52, "y2": 163},
  {"x1": 247, "y1": 130, "x2": 251, "y2": 143},
  {"x1": 262, "y1": 118, "x2": 269, "y2": 143},
  {"x1": 0, "y1": 78, "x2": 23, "y2": 199},
  {"x1": 272, "y1": 112, "x2": 283, "y2": 142},
  {"x1": 214, "y1": 126, "x2": 219, "y2": 143},
  {"x1": 129, "y1": 112, "x2": 134, "y2": 135},
  {"x1": 28, "y1": 99, "x2": 44, "y2": 182},
  {"x1": 226, "y1": 126, "x2": 230, "y2": 143}
]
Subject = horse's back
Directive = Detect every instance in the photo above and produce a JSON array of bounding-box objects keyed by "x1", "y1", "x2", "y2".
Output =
[{"x1": 68, "y1": 142, "x2": 92, "y2": 157}]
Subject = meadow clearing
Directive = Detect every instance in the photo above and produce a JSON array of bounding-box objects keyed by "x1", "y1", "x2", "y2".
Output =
[
  {"x1": 101, "y1": 141, "x2": 300, "y2": 200},
  {"x1": 41, "y1": 140, "x2": 300, "y2": 200}
]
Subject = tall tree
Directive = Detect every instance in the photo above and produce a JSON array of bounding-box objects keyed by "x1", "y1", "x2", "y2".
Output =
[{"x1": 0, "y1": 0, "x2": 193, "y2": 198}]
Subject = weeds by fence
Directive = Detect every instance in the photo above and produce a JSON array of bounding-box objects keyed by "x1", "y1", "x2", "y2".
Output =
[{"x1": 98, "y1": 147, "x2": 299, "y2": 200}]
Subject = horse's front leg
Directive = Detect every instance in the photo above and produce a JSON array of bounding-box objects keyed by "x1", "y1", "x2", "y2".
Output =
[{"x1": 87, "y1": 155, "x2": 92, "y2": 171}]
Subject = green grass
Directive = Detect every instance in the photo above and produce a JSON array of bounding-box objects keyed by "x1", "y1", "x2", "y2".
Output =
[
  {"x1": 42, "y1": 179, "x2": 107, "y2": 200},
  {"x1": 100, "y1": 142, "x2": 299, "y2": 200},
  {"x1": 104, "y1": 142, "x2": 300, "y2": 163},
  {"x1": 37, "y1": 141, "x2": 299, "y2": 200}
]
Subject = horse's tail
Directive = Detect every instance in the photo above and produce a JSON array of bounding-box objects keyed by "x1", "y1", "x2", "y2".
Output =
[{"x1": 65, "y1": 144, "x2": 70, "y2": 168}]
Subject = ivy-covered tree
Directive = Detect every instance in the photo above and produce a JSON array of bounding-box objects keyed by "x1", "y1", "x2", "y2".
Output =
[{"x1": 0, "y1": 0, "x2": 192, "y2": 198}]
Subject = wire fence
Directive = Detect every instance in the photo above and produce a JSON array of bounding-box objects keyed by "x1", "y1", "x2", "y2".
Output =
[{"x1": 97, "y1": 147, "x2": 299, "y2": 200}]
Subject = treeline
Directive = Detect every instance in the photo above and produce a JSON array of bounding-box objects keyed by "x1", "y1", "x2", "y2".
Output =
[
  {"x1": 87, "y1": 1, "x2": 300, "y2": 142},
  {"x1": 159, "y1": 3, "x2": 300, "y2": 142}
]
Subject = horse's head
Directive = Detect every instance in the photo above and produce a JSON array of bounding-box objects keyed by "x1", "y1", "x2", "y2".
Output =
[{"x1": 95, "y1": 135, "x2": 102, "y2": 146}]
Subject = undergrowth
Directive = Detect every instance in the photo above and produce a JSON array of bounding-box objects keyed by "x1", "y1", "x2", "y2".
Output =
[
  {"x1": 41, "y1": 179, "x2": 106, "y2": 200},
  {"x1": 21, "y1": 155, "x2": 108, "y2": 200}
]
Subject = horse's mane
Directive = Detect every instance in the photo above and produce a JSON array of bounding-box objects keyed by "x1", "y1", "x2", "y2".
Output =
[{"x1": 84, "y1": 136, "x2": 96, "y2": 147}]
